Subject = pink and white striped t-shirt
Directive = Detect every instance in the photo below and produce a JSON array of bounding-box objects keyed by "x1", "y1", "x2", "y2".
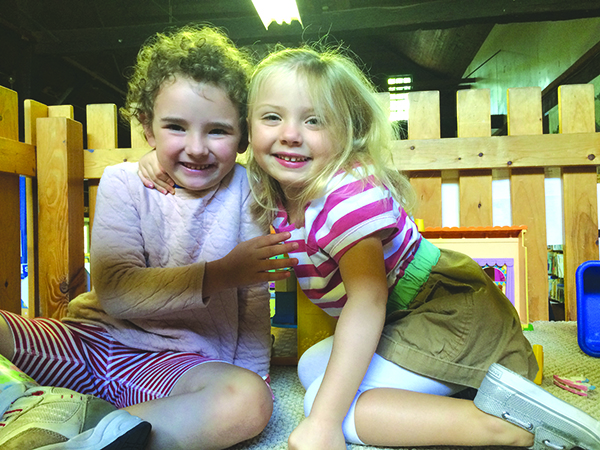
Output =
[{"x1": 273, "y1": 169, "x2": 422, "y2": 318}]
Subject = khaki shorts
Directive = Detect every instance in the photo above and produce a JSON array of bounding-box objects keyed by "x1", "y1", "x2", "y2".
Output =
[{"x1": 377, "y1": 248, "x2": 538, "y2": 389}]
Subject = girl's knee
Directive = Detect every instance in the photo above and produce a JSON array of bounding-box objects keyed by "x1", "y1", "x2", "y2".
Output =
[
  {"x1": 0, "y1": 314, "x2": 15, "y2": 360},
  {"x1": 217, "y1": 370, "x2": 273, "y2": 434},
  {"x1": 303, "y1": 374, "x2": 322, "y2": 417},
  {"x1": 297, "y1": 336, "x2": 333, "y2": 389}
]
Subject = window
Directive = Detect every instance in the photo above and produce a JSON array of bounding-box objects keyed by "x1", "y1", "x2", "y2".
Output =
[{"x1": 387, "y1": 76, "x2": 412, "y2": 121}]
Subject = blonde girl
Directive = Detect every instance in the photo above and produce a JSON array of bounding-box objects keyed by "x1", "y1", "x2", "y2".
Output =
[{"x1": 245, "y1": 46, "x2": 600, "y2": 450}]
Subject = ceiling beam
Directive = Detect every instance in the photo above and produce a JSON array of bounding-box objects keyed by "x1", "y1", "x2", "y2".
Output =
[{"x1": 31, "y1": 0, "x2": 600, "y2": 55}]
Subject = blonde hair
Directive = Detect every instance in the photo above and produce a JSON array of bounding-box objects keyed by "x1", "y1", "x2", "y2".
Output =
[
  {"x1": 121, "y1": 24, "x2": 253, "y2": 140},
  {"x1": 246, "y1": 45, "x2": 416, "y2": 229}
]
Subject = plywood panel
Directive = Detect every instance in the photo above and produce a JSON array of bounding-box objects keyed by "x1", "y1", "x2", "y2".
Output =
[
  {"x1": 37, "y1": 117, "x2": 85, "y2": 319},
  {"x1": 407, "y1": 91, "x2": 442, "y2": 227},
  {"x1": 508, "y1": 87, "x2": 548, "y2": 322},
  {"x1": 0, "y1": 86, "x2": 22, "y2": 314},
  {"x1": 457, "y1": 89, "x2": 492, "y2": 226},
  {"x1": 559, "y1": 84, "x2": 598, "y2": 321}
]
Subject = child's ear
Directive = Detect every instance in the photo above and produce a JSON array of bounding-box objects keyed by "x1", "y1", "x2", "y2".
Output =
[{"x1": 140, "y1": 115, "x2": 156, "y2": 148}]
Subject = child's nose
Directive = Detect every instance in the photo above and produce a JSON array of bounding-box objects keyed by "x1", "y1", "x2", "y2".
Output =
[
  {"x1": 185, "y1": 135, "x2": 209, "y2": 156},
  {"x1": 280, "y1": 123, "x2": 302, "y2": 146}
]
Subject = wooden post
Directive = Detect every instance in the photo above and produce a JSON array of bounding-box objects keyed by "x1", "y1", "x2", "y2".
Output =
[
  {"x1": 0, "y1": 86, "x2": 22, "y2": 314},
  {"x1": 408, "y1": 90, "x2": 442, "y2": 227},
  {"x1": 86, "y1": 104, "x2": 118, "y2": 233},
  {"x1": 507, "y1": 87, "x2": 549, "y2": 321},
  {"x1": 457, "y1": 89, "x2": 493, "y2": 227},
  {"x1": 37, "y1": 117, "x2": 85, "y2": 318},
  {"x1": 130, "y1": 117, "x2": 151, "y2": 149},
  {"x1": 24, "y1": 101, "x2": 75, "y2": 317},
  {"x1": 49, "y1": 105, "x2": 74, "y2": 119},
  {"x1": 86, "y1": 104, "x2": 118, "y2": 288},
  {"x1": 559, "y1": 84, "x2": 598, "y2": 321},
  {"x1": 23, "y1": 99, "x2": 49, "y2": 317}
]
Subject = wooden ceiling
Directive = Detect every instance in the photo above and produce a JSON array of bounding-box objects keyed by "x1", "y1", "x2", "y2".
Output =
[{"x1": 1, "y1": 0, "x2": 600, "y2": 126}]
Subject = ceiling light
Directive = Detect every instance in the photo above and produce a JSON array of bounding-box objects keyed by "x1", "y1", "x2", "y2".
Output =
[{"x1": 251, "y1": 0, "x2": 302, "y2": 30}]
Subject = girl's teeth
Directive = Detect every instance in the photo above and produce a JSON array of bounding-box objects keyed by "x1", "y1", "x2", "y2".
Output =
[
  {"x1": 183, "y1": 163, "x2": 211, "y2": 170},
  {"x1": 279, "y1": 155, "x2": 307, "y2": 162}
]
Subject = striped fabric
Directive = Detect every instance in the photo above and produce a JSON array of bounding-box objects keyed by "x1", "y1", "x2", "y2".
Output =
[
  {"x1": 1, "y1": 311, "x2": 214, "y2": 408},
  {"x1": 273, "y1": 170, "x2": 421, "y2": 318}
]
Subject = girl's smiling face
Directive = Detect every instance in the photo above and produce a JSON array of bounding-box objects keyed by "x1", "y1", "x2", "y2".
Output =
[
  {"x1": 249, "y1": 72, "x2": 335, "y2": 200},
  {"x1": 144, "y1": 76, "x2": 243, "y2": 191}
]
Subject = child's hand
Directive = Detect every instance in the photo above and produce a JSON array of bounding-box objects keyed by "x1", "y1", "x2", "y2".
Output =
[
  {"x1": 223, "y1": 232, "x2": 299, "y2": 284},
  {"x1": 288, "y1": 417, "x2": 346, "y2": 450},
  {"x1": 204, "y1": 232, "x2": 299, "y2": 295},
  {"x1": 138, "y1": 149, "x2": 175, "y2": 195}
]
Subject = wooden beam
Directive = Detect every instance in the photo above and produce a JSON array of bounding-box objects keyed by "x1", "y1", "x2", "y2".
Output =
[
  {"x1": 0, "y1": 137, "x2": 36, "y2": 177},
  {"x1": 31, "y1": 1, "x2": 600, "y2": 54},
  {"x1": 76, "y1": 132, "x2": 600, "y2": 184},
  {"x1": 84, "y1": 148, "x2": 150, "y2": 179},
  {"x1": 391, "y1": 132, "x2": 600, "y2": 171}
]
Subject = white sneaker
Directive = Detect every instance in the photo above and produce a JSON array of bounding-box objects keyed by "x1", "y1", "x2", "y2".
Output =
[
  {"x1": 475, "y1": 363, "x2": 600, "y2": 450},
  {"x1": 0, "y1": 382, "x2": 28, "y2": 417},
  {"x1": 0, "y1": 386, "x2": 151, "y2": 449}
]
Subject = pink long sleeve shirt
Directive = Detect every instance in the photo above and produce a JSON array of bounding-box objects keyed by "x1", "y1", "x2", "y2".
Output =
[{"x1": 65, "y1": 162, "x2": 271, "y2": 376}]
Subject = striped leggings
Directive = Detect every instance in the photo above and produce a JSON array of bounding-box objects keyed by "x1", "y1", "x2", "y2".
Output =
[{"x1": 0, "y1": 311, "x2": 214, "y2": 408}]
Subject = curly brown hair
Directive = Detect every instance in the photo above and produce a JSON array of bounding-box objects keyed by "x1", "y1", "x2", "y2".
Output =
[{"x1": 121, "y1": 24, "x2": 254, "y2": 139}]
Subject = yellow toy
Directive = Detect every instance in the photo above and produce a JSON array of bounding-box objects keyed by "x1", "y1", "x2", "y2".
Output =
[
  {"x1": 533, "y1": 344, "x2": 544, "y2": 385},
  {"x1": 422, "y1": 226, "x2": 530, "y2": 325}
]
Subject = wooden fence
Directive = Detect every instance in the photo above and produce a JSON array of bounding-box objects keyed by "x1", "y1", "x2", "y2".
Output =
[{"x1": 0, "y1": 84, "x2": 597, "y2": 322}]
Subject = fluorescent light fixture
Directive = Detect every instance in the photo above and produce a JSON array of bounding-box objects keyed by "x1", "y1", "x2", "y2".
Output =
[{"x1": 251, "y1": 0, "x2": 302, "y2": 30}]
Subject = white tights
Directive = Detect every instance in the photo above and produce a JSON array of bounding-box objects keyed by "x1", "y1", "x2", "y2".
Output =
[{"x1": 298, "y1": 336, "x2": 466, "y2": 444}]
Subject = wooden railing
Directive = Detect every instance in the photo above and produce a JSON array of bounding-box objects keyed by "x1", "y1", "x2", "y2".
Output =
[{"x1": 1, "y1": 84, "x2": 597, "y2": 322}]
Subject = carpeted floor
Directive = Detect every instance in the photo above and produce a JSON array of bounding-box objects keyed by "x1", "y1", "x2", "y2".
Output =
[{"x1": 230, "y1": 321, "x2": 600, "y2": 450}]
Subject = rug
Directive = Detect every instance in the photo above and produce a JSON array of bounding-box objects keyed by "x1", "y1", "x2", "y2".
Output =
[{"x1": 230, "y1": 321, "x2": 600, "y2": 450}]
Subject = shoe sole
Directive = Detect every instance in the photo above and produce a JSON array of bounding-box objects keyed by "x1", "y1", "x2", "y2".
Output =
[
  {"x1": 475, "y1": 363, "x2": 600, "y2": 450},
  {"x1": 41, "y1": 410, "x2": 151, "y2": 450}
]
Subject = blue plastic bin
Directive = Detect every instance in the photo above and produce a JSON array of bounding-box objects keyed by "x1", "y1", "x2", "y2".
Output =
[{"x1": 576, "y1": 260, "x2": 600, "y2": 357}]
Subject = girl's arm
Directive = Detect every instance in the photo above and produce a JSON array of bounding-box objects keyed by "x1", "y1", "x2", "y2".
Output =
[
  {"x1": 92, "y1": 166, "x2": 297, "y2": 319},
  {"x1": 137, "y1": 149, "x2": 175, "y2": 195},
  {"x1": 288, "y1": 235, "x2": 389, "y2": 450},
  {"x1": 232, "y1": 194, "x2": 279, "y2": 376}
]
